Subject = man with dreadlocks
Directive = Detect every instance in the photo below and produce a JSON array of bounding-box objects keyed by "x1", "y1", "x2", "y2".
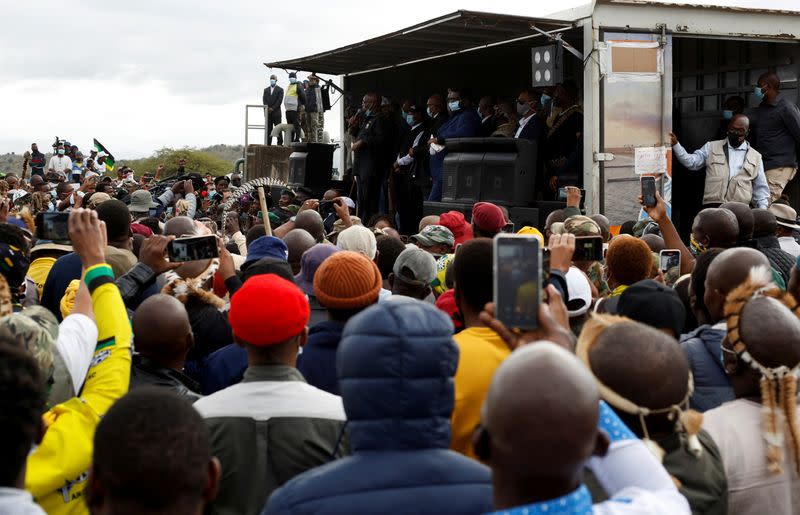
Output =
[
  {"x1": 703, "y1": 265, "x2": 800, "y2": 515},
  {"x1": 577, "y1": 315, "x2": 728, "y2": 514}
]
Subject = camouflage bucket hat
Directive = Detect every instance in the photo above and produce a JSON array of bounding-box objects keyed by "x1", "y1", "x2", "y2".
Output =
[
  {"x1": 562, "y1": 215, "x2": 601, "y2": 237},
  {"x1": 410, "y1": 225, "x2": 455, "y2": 248},
  {"x1": 0, "y1": 306, "x2": 59, "y2": 380}
]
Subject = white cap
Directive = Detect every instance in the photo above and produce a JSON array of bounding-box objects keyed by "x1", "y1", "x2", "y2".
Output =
[
  {"x1": 337, "y1": 225, "x2": 377, "y2": 260},
  {"x1": 565, "y1": 266, "x2": 592, "y2": 318}
]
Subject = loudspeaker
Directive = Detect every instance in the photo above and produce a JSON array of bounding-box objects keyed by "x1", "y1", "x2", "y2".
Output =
[
  {"x1": 509, "y1": 207, "x2": 540, "y2": 229},
  {"x1": 288, "y1": 143, "x2": 335, "y2": 198},
  {"x1": 423, "y1": 201, "x2": 473, "y2": 221},
  {"x1": 441, "y1": 138, "x2": 537, "y2": 206},
  {"x1": 535, "y1": 200, "x2": 568, "y2": 229}
]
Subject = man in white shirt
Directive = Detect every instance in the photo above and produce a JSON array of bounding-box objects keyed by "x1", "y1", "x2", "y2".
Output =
[
  {"x1": 671, "y1": 115, "x2": 769, "y2": 208},
  {"x1": 769, "y1": 203, "x2": 800, "y2": 258},
  {"x1": 703, "y1": 267, "x2": 800, "y2": 515},
  {"x1": 47, "y1": 146, "x2": 72, "y2": 175}
]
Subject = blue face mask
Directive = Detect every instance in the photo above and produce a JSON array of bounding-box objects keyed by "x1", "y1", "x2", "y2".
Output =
[
  {"x1": 270, "y1": 79, "x2": 276, "y2": 86},
  {"x1": 289, "y1": 78, "x2": 297, "y2": 84},
  {"x1": 448, "y1": 100, "x2": 460, "y2": 112},
  {"x1": 722, "y1": 109, "x2": 733, "y2": 120},
  {"x1": 405, "y1": 113, "x2": 415, "y2": 126},
  {"x1": 426, "y1": 107, "x2": 433, "y2": 117},
  {"x1": 363, "y1": 109, "x2": 372, "y2": 117},
  {"x1": 540, "y1": 93, "x2": 551, "y2": 106},
  {"x1": 754, "y1": 85, "x2": 765, "y2": 99}
]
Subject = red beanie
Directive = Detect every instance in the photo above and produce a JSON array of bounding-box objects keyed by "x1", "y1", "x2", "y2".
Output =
[
  {"x1": 313, "y1": 251, "x2": 382, "y2": 310},
  {"x1": 439, "y1": 211, "x2": 473, "y2": 245},
  {"x1": 229, "y1": 274, "x2": 310, "y2": 346},
  {"x1": 471, "y1": 202, "x2": 506, "y2": 234}
]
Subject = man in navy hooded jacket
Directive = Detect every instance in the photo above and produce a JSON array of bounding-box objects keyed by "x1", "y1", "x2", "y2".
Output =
[
  {"x1": 427, "y1": 88, "x2": 481, "y2": 201},
  {"x1": 263, "y1": 299, "x2": 493, "y2": 514}
]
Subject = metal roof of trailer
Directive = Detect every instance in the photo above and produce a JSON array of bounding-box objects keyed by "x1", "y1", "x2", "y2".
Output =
[{"x1": 264, "y1": 10, "x2": 574, "y2": 76}]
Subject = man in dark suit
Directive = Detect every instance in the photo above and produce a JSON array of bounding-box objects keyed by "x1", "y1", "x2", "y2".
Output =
[
  {"x1": 515, "y1": 88, "x2": 547, "y2": 198},
  {"x1": 353, "y1": 92, "x2": 388, "y2": 221},
  {"x1": 478, "y1": 96, "x2": 497, "y2": 137},
  {"x1": 427, "y1": 94, "x2": 449, "y2": 139},
  {"x1": 393, "y1": 103, "x2": 431, "y2": 234},
  {"x1": 263, "y1": 74, "x2": 284, "y2": 145}
]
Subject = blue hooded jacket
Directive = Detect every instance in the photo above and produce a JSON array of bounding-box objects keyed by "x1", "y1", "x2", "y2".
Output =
[
  {"x1": 680, "y1": 325, "x2": 735, "y2": 412},
  {"x1": 263, "y1": 299, "x2": 492, "y2": 515},
  {"x1": 296, "y1": 320, "x2": 346, "y2": 395}
]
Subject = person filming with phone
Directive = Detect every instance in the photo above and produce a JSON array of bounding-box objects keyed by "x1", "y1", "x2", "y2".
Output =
[{"x1": 669, "y1": 114, "x2": 769, "y2": 209}]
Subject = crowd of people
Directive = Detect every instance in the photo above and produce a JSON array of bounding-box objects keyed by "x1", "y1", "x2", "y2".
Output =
[
  {"x1": 0, "y1": 69, "x2": 799, "y2": 514},
  {"x1": 1, "y1": 127, "x2": 800, "y2": 514}
]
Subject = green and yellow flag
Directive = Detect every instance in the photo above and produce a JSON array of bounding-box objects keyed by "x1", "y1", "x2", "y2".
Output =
[{"x1": 93, "y1": 138, "x2": 115, "y2": 175}]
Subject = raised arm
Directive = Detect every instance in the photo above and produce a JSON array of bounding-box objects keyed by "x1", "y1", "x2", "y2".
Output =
[
  {"x1": 670, "y1": 132, "x2": 708, "y2": 171},
  {"x1": 641, "y1": 191, "x2": 695, "y2": 275}
]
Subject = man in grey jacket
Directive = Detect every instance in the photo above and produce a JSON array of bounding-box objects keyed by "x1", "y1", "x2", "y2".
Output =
[{"x1": 193, "y1": 274, "x2": 346, "y2": 515}]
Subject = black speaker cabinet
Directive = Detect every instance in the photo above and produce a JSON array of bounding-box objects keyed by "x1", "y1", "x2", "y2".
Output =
[
  {"x1": 509, "y1": 207, "x2": 540, "y2": 229},
  {"x1": 441, "y1": 138, "x2": 537, "y2": 206},
  {"x1": 288, "y1": 143, "x2": 335, "y2": 198}
]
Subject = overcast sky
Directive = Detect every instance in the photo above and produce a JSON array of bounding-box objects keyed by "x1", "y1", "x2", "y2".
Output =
[{"x1": 0, "y1": 0, "x2": 796, "y2": 159}]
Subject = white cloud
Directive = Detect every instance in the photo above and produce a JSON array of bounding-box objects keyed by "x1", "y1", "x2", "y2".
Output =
[{"x1": 0, "y1": 0, "x2": 797, "y2": 158}]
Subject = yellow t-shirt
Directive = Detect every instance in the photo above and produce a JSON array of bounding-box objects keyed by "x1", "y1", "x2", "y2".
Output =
[{"x1": 450, "y1": 326, "x2": 511, "y2": 459}]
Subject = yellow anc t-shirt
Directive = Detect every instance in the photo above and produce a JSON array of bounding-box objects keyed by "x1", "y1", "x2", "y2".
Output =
[
  {"x1": 450, "y1": 326, "x2": 510, "y2": 459},
  {"x1": 25, "y1": 264, "x2": 132, "y2": 514}
]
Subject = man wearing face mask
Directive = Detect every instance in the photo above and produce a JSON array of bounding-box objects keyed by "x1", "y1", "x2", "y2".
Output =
[
  {"x1": 754, "y1": 72, "x2": 800, "y2": 203},
  {"x1": 47, "y1": 145, "x2": 72, "y2": 177},
  {"x1": 670, "y1": 114, "x2": 769, "y2": 209},
  {"x1": 352, "y1": 92, "x2": 387, "y2": 221},
  {"x1": 427, "y1": 88, "x2": 481, "y2": 201},
  {"x1": 478, "y1": 96, "x2": 497, "y2": 137},
  {"x1": 263, "y1": 74, "x2": 284, "y2": 145},
  {"x1": 304, "y1": 74, "x2": 325, "y2": 143},
  {"x1": 514, "y1": 88, "x2": 546, "y2": 143},
  {"x1": 393, "y1": 103, "x2": 430, "y2": 234},
  {"x1": 715, "y1": 96, "x2": 747, "y2": 140},
  {"x1": 283, "y1": 72, "x2": 306, "y2": 143}
]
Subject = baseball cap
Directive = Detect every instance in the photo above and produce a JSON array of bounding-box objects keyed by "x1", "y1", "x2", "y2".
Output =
[
  {"x1": 410, "y1": 225, "x2": 455, "y2": 249},
  {"x1": 603, "y1": 279, "x2": 686, "y2": 336},
  {"x1": 229, "y1": 274, "x2": 309, "y2": 346},
  {"x1": 438, "y1": 211, "x2": 473, "y2": 245},
  {"x1": 337, "y1": 225, "x2": 377, "y2": 260},
  {"x1": 565, "y1": 267, "x2": 592, "y2": 317},
  {"x1": 471, "y1": 202, "x2": 506, "y2": 234},
  {"x1": 769, "y1": 203, "x2": 800, "y2": 231},
  {"x1": 393, "y1": 246, "x2": 437, "y2": 287},
  {"x1": 556, "y1": 215, "x2": 601, "y2": 236},
  {"x1": 244, "y1": 236, "x2": 289, "y2": 265},
  {"x1": 517, "y1": 226, "x2": 544, "y2": 243},
  {"x1": 129, "y1": 189, "x2": 157, "y2": 213},
  {"x1": 295, "y1": 244, "x2": 339, "y2": 296},
  {"x1": 87, "y1": 192, "x2": 112, "y2": 209}
]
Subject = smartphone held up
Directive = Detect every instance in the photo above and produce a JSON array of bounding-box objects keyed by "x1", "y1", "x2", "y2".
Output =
[
  {"x1": 167, "y1": 235, "x2": 219, "y2": 263},
  {"x1": 641, "y1": 176, "x2": 657, "y2": 208},
  {"x1": 493, "y1": 234, "x2": 542, "y2": 331}
]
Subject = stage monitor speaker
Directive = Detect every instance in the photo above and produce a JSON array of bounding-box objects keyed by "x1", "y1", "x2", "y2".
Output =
[
  {"x1": 288, "y1": 143, "x2": 335, "y2": 197},
  {"x1": 535, "y1": 200, "x2": 568, "y2": 229},
  {"x1": 423, "y1": 201, "x2": 474, "y2": 221},
  {"x1": 509, "y1": 207, "x2": 540, "y2": 229},
  {"x1": 442, "y1": 138, "x2": 537, "y2": 206},
  {"x1": 246, "y1": 144, "x2": 292, "y2": 183},
  {"x1": 442, "y1": 151, "x2": 483, "y2": 203}
]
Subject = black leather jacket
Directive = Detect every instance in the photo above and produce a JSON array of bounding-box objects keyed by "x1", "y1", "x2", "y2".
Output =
[{"x1": 130, "y1": 355, "x2": 203, "y2": 402}]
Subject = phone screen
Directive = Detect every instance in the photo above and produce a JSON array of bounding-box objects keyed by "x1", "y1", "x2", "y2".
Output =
[
  {"x1": 573, "y1": 236, "x2": 604, "y2": 262},
  {"x1": 642, "y1": 177, "x2": 657, "y2": 207},
  {"x1": 167, "y1": 235, "x2": 219, "y2": 262},
  {"x1": 558, "y1": 187, "x2": 567, "y2": 201},
  {"x1": 36, "y1": 212, "x2": 70, "y2": 241},
  {"x1": 660, "y1": 250, "x2": 681, "y2": 272},
  {"x1": 494, "y1": 235, "x2": 541, "y2": 330}
]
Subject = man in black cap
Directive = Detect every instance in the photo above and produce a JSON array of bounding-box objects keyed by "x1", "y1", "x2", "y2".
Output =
[
  {"x1": 601, "y1": 279, "x2": 686, "y2": 338},
  {"x1": 283, "y1": 72, "x2": 306, "y2": 142}
]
